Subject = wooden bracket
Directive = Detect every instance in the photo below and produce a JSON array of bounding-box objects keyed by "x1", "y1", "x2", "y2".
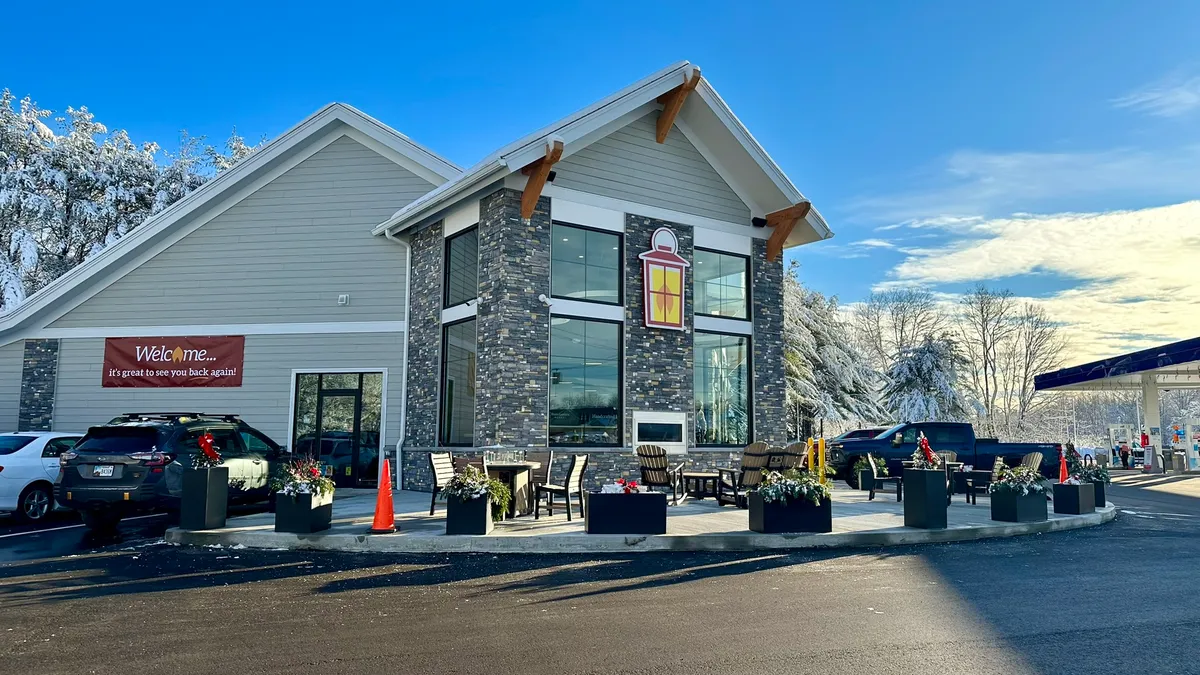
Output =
[
  {"x1": 765, "y1": 201, "x2": 812, "y2": 262},
  {"x1": 519, "y1": 139, "x2": 564, "y2": 219},
  {"x1": 655, "y1": 68, "x2": 702, "y2": 143}
]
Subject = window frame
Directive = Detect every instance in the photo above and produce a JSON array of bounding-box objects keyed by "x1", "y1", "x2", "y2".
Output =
[
  {"x1": 693, "y1": 329, "x2": 754, "y2": 448},
  {"x1": 439, "y1": 317, "x2": 478, "y2": 447},
  {"x1": 693, "y1": 247, "x2": 751, "y2": 321},
  {"x1": 549, "y1": 221, "x2": 624, "y2": 307},
  {"x1": 548, "y1": 314, "x2": 624, "y2": 448},
  {"x1": 443, "y1": 225, "x2": 479, "y2": 309}
]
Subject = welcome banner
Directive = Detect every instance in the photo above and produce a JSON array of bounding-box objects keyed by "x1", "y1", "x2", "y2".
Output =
[{"x1": 102, "y1": 336, "x2": 245, "y2": 388}]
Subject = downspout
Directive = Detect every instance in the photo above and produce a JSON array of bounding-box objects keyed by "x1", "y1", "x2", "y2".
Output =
[{"x1": 386, "y1": 230, "x2": 412, "y2": 491}]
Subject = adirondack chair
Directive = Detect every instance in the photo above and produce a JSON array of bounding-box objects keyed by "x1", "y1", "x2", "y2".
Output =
[
  {"x1": 715, "y1": 442, "x2": 770, "y2": 507},
  {"x1": 635, "y1": 444, "x2": 685, "y2": 504},
  {"x1": 866, "y1": 452, "x2": 903, "y2": 502},
  {"x1": 965, "y1": 456, "x2": 1006, "y2": 505},
  {"x1": 428, "y1": 452, "x2": 455, "y2": 516}
]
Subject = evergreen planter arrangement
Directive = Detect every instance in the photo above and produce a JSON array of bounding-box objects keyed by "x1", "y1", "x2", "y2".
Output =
[
  {"x1": 903, "y1": 436, "x2": 947, "y2": 529},
  {"x1": 441, "y1": 466, "x2": 511, "y2": 536},
  {"x1": 180, "y1": 432, "x2": 228, "y2": 531},
  {"x1": 1078, "y1": 463, "x2": 1111, "y2": 507},
  {"x1": 586, "y1": 480, "x2": 667, "y2": 534},
  {"x1": 988, "y1": 465, "x2": 1048, "y2": 523},
  {"x1": 270, "y1": 458, "x2": 336, "y2": 534},
  {"x1": 1053, "y1": 481, "x2": 1096, "y2": 515},
  {"x1": 747, "y1": 469, "x2": 833, "y2": 534},
  {"x1": 180, "y1": 466, "x2": 229, "y2": 530}
]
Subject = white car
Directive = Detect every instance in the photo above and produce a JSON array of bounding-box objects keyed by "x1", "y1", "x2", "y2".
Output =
[{"x1": 0, "y1": 432, "x2": 82, "y2": 522}]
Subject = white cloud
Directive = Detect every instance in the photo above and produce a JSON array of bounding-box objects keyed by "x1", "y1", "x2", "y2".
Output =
[
  {"x1": 879, "y1": 201, "x2": 1200, "y2": 362},
  {"x1": 850, "y1": 146, "x2": 1200, "y2": 224},
  {"x1": 1114, "y1": 73, "x2": 1200, "y2": 118},
  {"x1": 853, "y1": 238, "x2": 895, "y2": 249}
]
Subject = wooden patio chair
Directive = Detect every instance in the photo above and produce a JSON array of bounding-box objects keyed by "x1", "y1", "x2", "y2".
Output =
[
  {"x1": 1020, "y1": 452, "x2": 1044, "y2": 470},
  {"x1": 766, "y1": 446, "x2": 789, "y2": 473},
  {"x1": 635, "y1": 444, "x2": 685, "y2": 505},
  {"x1": 715, "y1": 442, "x2": 770, "y2": 508},
  {"x1": 525, "y1": 450, "x2": 554, "y2": 513},
  {"x1": 866, "y1": 452, "x2": 903, "y2": 502},
  {"x1": 781, "y1": 442, "x2": 808, "y2": 471},
  {"x1": 428, "y1": 451, "x2": 455, "y2": 516},
  {"x1": 535, "y1": 454, "x2": 588, "y2": 521},
  {"x1": 938, "y1": 450, "x2": 958, "y2": 463},
  {"x1": 453, "y1": 455, "x2": 487, "y2": 473},
  {"x1": 965, "y1": 457, "x2": 1005, "y2": 505}
]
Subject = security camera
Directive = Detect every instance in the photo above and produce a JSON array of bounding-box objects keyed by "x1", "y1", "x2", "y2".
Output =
[{"x1": 538, "y1": 294, "x2": 553, "y2": 306}]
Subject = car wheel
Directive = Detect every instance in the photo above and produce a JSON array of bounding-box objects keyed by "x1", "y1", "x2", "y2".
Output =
[
  {"x1": 81, "y1": 510, "x2": 122, "y2": 532},
  {"x1": 16, "y1": 484, "x2": 53, "y2": 523}
]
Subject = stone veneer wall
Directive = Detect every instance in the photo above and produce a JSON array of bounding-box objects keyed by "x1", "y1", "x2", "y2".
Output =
[
  {"x1": 751, "y1": 238, "x2": 786, "y2": 445},
  {"x1": 403, "y1": 222, "x2": 443, "y2": 446},
  {"x1": 474, "y1": 188, "x2": 551, "y2": 446},
  {"x1": 623, "y1": 215, "x2": 694, "y2": 443},
  {"x1": 401, "y1": 448, "x2": 741, "y2": 492},
  {"x1": 19, "y1": 339, "x2": 59, "y2": 431}
]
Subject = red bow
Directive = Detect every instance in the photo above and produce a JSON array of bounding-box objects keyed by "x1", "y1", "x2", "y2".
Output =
[
  {"x1": 919, "y1": 436, "x2": 936, "y2": 464},
  {"x1": 198, "y1": 432, "x2": 220, "y2": 462}
]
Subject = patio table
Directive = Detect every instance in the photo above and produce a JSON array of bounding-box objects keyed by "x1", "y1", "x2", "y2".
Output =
[
  {"x1": 487, "y1": 462, "x2": 541, "y2": 519},
  {"x1": 682, "y1": 471, "x2": 720, "y2": 499}
]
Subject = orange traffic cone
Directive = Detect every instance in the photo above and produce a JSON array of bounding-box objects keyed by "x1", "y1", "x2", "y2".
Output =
[
  {"x1": 367, "y1": 458, "x2": 397, "y2": 534},
  {"x1": 1058, "y1": 450, "x2": 1069, "y2": 483}
]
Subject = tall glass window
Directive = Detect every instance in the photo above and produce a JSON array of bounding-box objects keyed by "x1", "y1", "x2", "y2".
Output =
[
  {"x1": 549, "y1": 318, "x2": 621, "y2": 446},
  {"x1": 444, "y1": 228, "x2": 478, "y2": 308},
  {"x1": 694, "y1": 249, "x2": 749, "y2": 319},
  {"x1": 440, "y1": 320, "x2": 477, "y2": 445},
  {"x1": 694, "y1": 332, "x2": 751, "y2": 446},
  {"x1": 551, "y1": 223, "x2": 621, "y2": 304}
]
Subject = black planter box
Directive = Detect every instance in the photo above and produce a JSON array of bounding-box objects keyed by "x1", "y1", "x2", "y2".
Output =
[
  {"x1": 748, "y1": 492, "x2": 833, "y2": 533},
  {"x1": 990, "y1": 490, "x2": 1048, "y2": 523},
  {"x1": 585, "y1": 492, "x2": 667, "y2": 534},
  {"x1": 1053, "y1": 483, "x2": 1095, "y2": 515},
  {"x1": 903, "y1": 468, "x2": 948, "y2": 529},
  {"x1": 446, "y1": 496, "x2": 493, "y2": 535},
  {"x1": 857, "y1": 469, "x2": 874, "y2": 492},
  {"x1": 274, "y1": 492, "x2": 333, "y2": 533},
  {"x1": 180, "y1": 467, "x2": 229, "y2": 531},
  {"x1": 1091, "y1": 481, "x2": 1107, "y2": 508}
]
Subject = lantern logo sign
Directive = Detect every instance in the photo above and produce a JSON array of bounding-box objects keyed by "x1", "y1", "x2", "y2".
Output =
[{"x1": 639, "y1": 227, "x2": 689, "y2": 330}]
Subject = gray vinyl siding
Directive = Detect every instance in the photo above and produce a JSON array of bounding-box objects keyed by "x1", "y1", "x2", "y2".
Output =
[
  {"x1": 50, "y1": 135, "x2": 432, "y2": 328},
  {"x1": 53, "y1": 333, "x2": 405, "y2": 449},
  {"x1": 553, "y1": 111, "x2": 751, "y2": 223},
  {"x1": 0, "y1": 341, "x2": 21, "y2": 431}
]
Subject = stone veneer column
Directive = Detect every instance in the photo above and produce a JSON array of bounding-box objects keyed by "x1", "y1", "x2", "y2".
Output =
[
  {"x1": 751, "y1": 238, "x2": 786, "y2": 445},
  {"x1": 403, "y1": 221, "x2": 443, "y2": 447},
  {"x1": 624, "y1": 215, "x2": 694, "y2": 443},
  {"x1": 473, "y1": 188, "x2": 551, "y2": 447},
  {"x1": 19, "y1": 339, "x2": 59, "y2": 431}
]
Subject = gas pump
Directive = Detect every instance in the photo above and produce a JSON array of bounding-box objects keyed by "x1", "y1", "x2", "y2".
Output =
[
  {"x1": 1107, "y1": 424, "x2": 1137, "y2": 468},
  {"x1": 1185, "y1": 420, "x2": 1200, "y2": 472}
]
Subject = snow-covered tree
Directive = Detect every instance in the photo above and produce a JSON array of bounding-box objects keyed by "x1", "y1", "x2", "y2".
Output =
[
  {"x1": 784, "y1": 264, "x2": 885, "y2": 437},
  {"x1": 0, "y1": 90, "x2": 257, "y2": 312},
  {"x1": 883, "y1": 334, "x2": 971, "y2": 422}
]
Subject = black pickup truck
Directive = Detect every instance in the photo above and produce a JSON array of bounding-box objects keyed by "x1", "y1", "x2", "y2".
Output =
[{"x1": 828, "y1": 421, "x2": 1062, "y2": 487}]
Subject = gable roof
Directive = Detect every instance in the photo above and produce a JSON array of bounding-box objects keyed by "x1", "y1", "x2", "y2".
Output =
[
  {"x1": 372, "y1": 61, "x2": 832, "y2": 246},
  {"x1": 0, "y1": 103, "x2": 460, "y2": 340}
]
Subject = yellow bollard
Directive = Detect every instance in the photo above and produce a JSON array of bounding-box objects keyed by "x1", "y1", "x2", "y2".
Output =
[
  {"x1": 818, "y1": 438, "x2": 827, "y2": 486},
  {"x1": 807, "y1": 438, "x2": 815, "y2": 474}
]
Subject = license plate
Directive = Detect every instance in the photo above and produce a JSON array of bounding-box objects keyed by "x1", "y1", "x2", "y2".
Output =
[{"x1": 93, "y1": 465, "x2": 114, "y2": 477}]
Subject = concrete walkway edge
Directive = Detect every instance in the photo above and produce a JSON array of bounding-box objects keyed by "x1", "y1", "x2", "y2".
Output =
[{"x1": 165, "y1": 505, "x2": 1117, "y2": 554}]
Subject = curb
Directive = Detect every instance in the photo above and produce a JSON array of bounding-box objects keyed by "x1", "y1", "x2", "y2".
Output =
[{"x1": 165, "y1": 505, "x2": 1117, "y2": 554}]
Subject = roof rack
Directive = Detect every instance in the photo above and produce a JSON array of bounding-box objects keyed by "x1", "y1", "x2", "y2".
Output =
[{"x1": 117, "y1": 412, "x2": 242, "y2": 423}]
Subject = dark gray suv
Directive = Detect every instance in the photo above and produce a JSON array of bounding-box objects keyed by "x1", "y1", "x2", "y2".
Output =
[{"x1": 56, "y1": 412, "x2": 284, "y2": 531}]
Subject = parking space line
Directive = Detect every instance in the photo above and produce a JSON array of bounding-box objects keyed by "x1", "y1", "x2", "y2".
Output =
[{"x1": 0, "y1": 513, "x2": 167, "y2": 539}]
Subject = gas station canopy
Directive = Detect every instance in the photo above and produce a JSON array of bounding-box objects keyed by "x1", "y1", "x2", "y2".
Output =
[{"x1": 1034, "y1": 336, "x2": 1200, "y2": 392}]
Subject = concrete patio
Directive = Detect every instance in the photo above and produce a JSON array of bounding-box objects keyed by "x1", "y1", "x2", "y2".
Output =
[{"x1": 165, "y1": 485, "x2": 1116, "y2": 553}]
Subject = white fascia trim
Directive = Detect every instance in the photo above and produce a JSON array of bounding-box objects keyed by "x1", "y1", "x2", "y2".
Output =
[
  {"x1": 550, "y1": 199, "x2": 625, "y2": 232},
  {"x1": 543, "y1": 185, "x2": 766, "y2": 240},
  {"x1": 443, "y1": 199, "x2": 481, "y2": 237},
  {"x1": 550, "y1": 299, "x2": 625, "y2": 322},
  {"x1": 694, "y1": 227, "x2": 752, "y2": 256},
  {"x1": 333, "y1": 103, "x2": 462, "y2": 181},
  {"x1": 694, "y1": 315, "x2": 753, "y2": 336},
  {"x1": 441, "y1": 303, "x2": 477, "y2": 324},
  {"x1": 373, "y1": 161, "x2": 508, "y2": 235},
  {"x1": 23, "y1": 321, "x2": 407, "y2": 341},
  {"x1": 342, "y1": 127, "x2": 450, "y2": 186},
  {"x1": 672, "y1": 116, "x2": 763, "y2": 218}
]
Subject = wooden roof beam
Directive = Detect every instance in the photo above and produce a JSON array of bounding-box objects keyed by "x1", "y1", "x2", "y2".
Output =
[
  {"x1": 655, "y1": 68, "x2": 702, "y2": 143},
  {"x1": 765, "y1": 201, "x2": 812, "y2": 262},
  {"x1": 519, "y1": 138, "x2": 564, "y2": 219}
]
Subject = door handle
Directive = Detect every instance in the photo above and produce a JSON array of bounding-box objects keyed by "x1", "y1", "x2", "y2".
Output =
[{"x1": 252, "y1": 460, "x2": 262, "y2": 464}]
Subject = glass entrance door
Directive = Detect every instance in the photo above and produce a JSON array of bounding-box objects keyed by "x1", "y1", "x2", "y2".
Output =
[{"x1": 292, "y1": 372, "x2": 383, "y2": 488}]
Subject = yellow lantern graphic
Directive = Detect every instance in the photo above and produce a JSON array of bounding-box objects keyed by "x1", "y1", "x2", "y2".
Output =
[{"x1": 639, "y1": 227, "x2": 689, "y2": 330}]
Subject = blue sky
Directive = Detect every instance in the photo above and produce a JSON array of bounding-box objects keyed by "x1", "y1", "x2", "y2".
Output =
[{"x1": 4, "y1": 1, "x2": 1199, "y2": 360}]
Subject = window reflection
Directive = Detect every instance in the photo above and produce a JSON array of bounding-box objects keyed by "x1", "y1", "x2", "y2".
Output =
[
  {"x1": 549, "y1": 318, "x2": 621, "y2": 446},
  {"x1": 695, "y1": 332, "x2": 750, "y2": 446}
]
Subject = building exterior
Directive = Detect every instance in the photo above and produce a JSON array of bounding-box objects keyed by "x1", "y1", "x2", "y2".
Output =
[{"x1": 0, "y1": 62, "x2": 831, "y2": 491}]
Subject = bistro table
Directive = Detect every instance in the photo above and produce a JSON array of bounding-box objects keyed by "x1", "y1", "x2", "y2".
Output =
[
  {"x1": 682, "y1": 471, "x2": 720, "y2": 499},
  {"x1": 486, "y1": 462, "x2": 541, "y2": 518}
]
